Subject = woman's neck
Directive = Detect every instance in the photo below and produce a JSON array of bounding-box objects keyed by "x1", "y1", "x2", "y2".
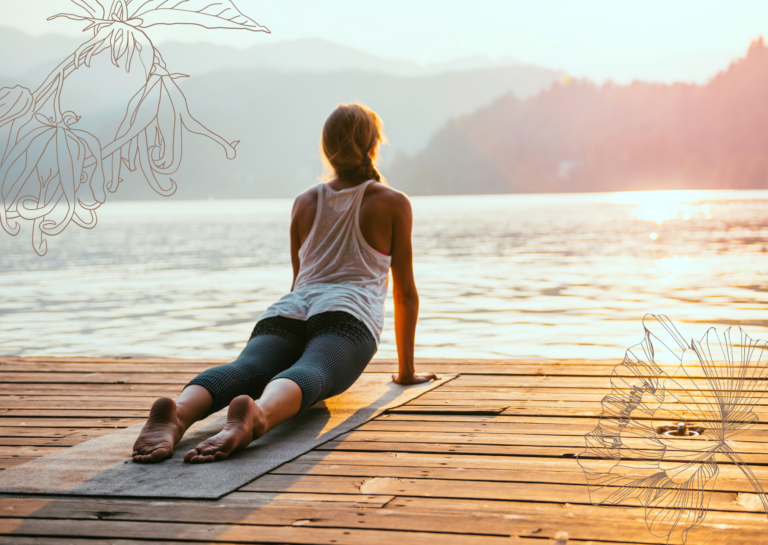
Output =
[{"x1": 328, "y1": 176, "x2": 369, "y2": 191}]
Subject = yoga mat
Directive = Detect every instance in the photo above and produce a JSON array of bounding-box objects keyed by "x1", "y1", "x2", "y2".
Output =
[{"x1": 0, "y1": 374, "x2": 454, "y2": 499}]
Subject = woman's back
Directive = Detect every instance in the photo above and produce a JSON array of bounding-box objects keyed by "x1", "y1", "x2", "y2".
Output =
[
  {"x1": 292, "y1": 177, "x2": 403, "y2": 257},
  {"x1": 294, "y1": 179, "x2": 391, "y2": 292},
  {"x1": 260, "y1": 178, "x2": 406, "y2": 345}
]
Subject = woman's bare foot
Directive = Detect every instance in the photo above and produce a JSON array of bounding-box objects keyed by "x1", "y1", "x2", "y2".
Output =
[
  {"x1": 184, "y1": 395, "x2": 266, "y2": 463},
  {"x1": 132, "y1": 397, "x2": 186, "y2": 463}
]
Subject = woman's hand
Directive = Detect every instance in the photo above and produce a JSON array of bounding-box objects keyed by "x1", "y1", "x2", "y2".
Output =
[{"x1": 392, "y1": 372, "x2": 439, "y2": 385}]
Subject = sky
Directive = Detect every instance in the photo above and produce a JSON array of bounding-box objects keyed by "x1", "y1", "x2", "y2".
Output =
[{"x1": 1, "y1": 0, "x2": 768, "y2": 83}]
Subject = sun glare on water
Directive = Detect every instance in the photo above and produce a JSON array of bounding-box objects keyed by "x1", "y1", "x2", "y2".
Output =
[
  {"x1": 601, "y1": 190, "x2": 718, "y2": 284},
  {"x1": 603, "y1": 190, "x2": 713, "y2": 224}
]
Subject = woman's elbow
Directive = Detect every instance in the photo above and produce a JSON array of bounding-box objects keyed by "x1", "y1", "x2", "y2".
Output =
[{"x1": 394, "y1": 291, "x2": 419, "y2": 307}]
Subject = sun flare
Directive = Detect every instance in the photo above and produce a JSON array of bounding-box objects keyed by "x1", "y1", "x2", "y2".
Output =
[{"x1": 604, "y1": 190, "x2": 714, "y2": 225}]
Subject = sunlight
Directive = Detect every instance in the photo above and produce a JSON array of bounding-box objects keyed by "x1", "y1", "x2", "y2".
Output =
[
  {"x1": 603, "y1": 190, "x2": 713, "y2": 225},
  {"x1": 658, "y1": 255, "x2": 690, "y2": 283}
]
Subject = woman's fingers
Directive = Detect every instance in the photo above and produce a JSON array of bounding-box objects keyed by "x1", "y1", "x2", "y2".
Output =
[{"x1": 392, "y1": 373, "x2": 440, "y2": 385}]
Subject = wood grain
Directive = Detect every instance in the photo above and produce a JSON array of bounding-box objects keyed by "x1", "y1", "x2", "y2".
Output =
[{"x1": 0, "y1": 355, "x2": 763, "y2": 544}]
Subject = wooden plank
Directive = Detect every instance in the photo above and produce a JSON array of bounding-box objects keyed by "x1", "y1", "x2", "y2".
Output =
[
  {"x1": 226, "y1": 492, "x2": 396, "y2": 508},
  {"x1": 0, "y1": 418, "x2": 143, "y2": 428},
  {"x1": 365, "y1": 363, "x2": 767, "y2": 378},
  {"x1": 0, "y1": 400, "x2": 157, "y2": 409},
  {"x1": 0, "y1": 356, "x2": 228, "y2": 365},
  {"x1": 0, "y1": 410, "x2": 149, "y2": 417},
  {"x1": 0, "y1": 536, "x2": 694, "y2": 545},
  {"x1": 408, "y1": 399, "x2": 768, "y2": 415},
  {"x1": 376, "y1": 413, "x2": 768, "y2": 432},
  {"x1": 0, "y1": 428, "x2": 99, "y2": 438},
  {"x1": 290, "y1": 450, "x2": 768, "y2": 485},
  {"x1": 389, "y1": 402, "x2": 768, "y2": 421},
  {"x1": 240, "y1": 474, "x2": 765, "y2": 515},
  {"x1": 0, "y1": 384, "x2": 184, "y2": 396},
  {"x1": 358, "y1": 419, "x2": 768, "y2": 442},
  {"x1": 0, "y1": 518, "x2": 527, "y2": 545},
  {"x1": 365, "y1": 358, "x2": 745, "y2": 369},
  {"x1": 0, "y1": 446, "x2": 66, "y2": 457},
  {"x1": 0, "y1": 364, "x2": 215, "y2": 373},
  {"x1": 330, "y1": 430, "x2": 768, "y2": 453},
  {"x1": 2, "y1": 535, "x2": 194, "y2": 545},
  {"x1": 0, "y1": 373, "x2": 196, "y2": 384},
  {"x1": 317, "y1": 440, "x2": 768, "y2": 464},
  {"x1": 387, "y1": 407, "x2": 507, "y2": 415},
  {"x1": 381, "y1": 496, "x2": 768, "y2": 544},
  {"x1": 0, "y1": 497, "x2": 762, "y2": 544},
  {"x1": 0, "y1": 437, "x2": 98, "y2": 447},
  {"x1": 451, "y1": 375, "x2": 768, "y2": 391},
  {"x1": 0, "y1": 371, "x2": 397, "y2": 385},
  {"x1": 271, "y1": 461, "x2": 768, "y2": 493},
  {"x1": 420, "y1": 390, "x2": 768, "y2": 406},
  {"x1": 497, "y1": 405, "x2": 768, "y2": 420},
  {"x1": 0, "y1": 497, "x2": 534, "y2": 537}
]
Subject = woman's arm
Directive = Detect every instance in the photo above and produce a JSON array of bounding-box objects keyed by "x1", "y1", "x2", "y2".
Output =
[
  {"x1": 289, "y1": 188, "x2": 318, "y2": 292},
  {"x1": 289, "y1": 198, "x2": 302, "y2": 292},
  {"x1": 389, "y1": 193, "x2": 437, "y2": 385}
]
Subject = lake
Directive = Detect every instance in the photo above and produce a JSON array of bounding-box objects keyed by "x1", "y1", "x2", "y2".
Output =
[{"x1": 2, "y1": 189, "x2": 767, "y2": 361}]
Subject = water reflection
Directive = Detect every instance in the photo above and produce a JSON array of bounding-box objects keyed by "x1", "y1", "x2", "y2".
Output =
[
  {"x1": 658, "y1": 255, "x2": 691, "y2": 283},
  {"x1": 1, "y1": 190, "x2": 767, "y2": 360},
  {"x1": 604, "y1": 190, "x2": 713, "y2": 224}
]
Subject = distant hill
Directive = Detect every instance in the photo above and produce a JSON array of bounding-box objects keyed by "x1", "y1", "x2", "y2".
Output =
[
  {"x1": 0, "y1": 28, "x2": 83, "y2": 77},
  {"x1": 109, "y1": 64, "x2": 560, "y2": 200},
  {"x1": 157, "y1": 39, "x2": 525, "y2": 78},
  {"x1": 389, "y1": 39, "x2": 768, "y2": 195},
  {"x1": 0, "y1": 27, "x2": 561, "y2": 199},
  {"x1": 0, "y1": 26, "x2": 544, "y2": 84}
]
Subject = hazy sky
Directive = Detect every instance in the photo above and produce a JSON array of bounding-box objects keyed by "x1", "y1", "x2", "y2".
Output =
[{"x1": 2, "y1": 0, "x2": 768, "y2": 83}]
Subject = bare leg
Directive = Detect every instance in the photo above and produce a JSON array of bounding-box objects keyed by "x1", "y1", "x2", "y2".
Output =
[
  {"x1": 183, "y1": 378, "x2": 302, "y2": 463},
  {"x1": 131, "y1": 385, "x2": 213, "y2": 463}
]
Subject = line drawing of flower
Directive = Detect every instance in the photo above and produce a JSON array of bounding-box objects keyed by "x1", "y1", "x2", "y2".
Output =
[
  {"x1": 1, "y1": 0, "x2": 269, "y2": 256},
  {"x1": 578, "y1": 314, "x2": 768, "y2": 544},
  {"x1": 101, "y1": 65, "x2": 239, "y2": 197},
  {"x1": 0, "y1": 110, "x2": 104, "y2": 255}
]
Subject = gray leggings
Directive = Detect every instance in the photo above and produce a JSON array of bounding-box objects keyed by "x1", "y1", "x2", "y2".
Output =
[{"x1": 186, "y1": 311, "x2": 377, "y2": 413}]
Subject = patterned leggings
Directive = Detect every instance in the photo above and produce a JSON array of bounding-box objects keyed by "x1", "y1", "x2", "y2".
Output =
[{"x1": 186, "y1": 311, "x2": 378, "y2": 413}]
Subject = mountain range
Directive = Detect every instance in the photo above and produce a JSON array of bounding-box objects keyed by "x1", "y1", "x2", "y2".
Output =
[
  {"x1": 0, "y1": 27, "x2": 561, "y2": 199},
  {"x1": 390, "y1": 39, "x2": 768, "y2": 195}
]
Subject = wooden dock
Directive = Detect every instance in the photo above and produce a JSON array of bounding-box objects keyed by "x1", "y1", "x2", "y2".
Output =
[{"x1": 0, "y1": 356, "x2": 765, "y2": 544}]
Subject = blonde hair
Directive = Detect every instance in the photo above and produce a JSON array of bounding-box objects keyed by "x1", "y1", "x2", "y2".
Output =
[{"x1": 319, "y1": 103, "x2": 389, "y2": 185}]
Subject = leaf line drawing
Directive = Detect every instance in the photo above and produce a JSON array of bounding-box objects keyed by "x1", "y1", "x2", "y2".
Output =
[
  {"x1": 1, "y1": 0, "x2": 269, "y2": 256},
  {"x1": 578, "y1": 314, "x2": 768, "y2": 544}
]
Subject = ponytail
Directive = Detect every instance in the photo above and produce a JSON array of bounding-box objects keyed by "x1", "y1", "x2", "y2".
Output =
[{"x1": 320, "y1": 103, "x2": 388, "y2": 186}]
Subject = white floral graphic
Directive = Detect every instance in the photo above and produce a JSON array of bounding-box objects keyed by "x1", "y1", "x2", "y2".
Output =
[
  {"x1": 1, "y1": 0, "x2": 269, "y2": 255},
  {"x1": 578, "y1": 314, "x2": 768, "y2": 544}
]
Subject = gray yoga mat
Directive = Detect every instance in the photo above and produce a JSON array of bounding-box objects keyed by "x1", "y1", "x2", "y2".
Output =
[{"x1": 0, "y1": 374, "x2": 454, "y2": 499}]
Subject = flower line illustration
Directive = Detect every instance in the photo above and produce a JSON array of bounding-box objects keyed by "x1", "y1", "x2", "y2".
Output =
[
  {"x1": 578, "y1": 314, "x2": 768, "y2": 544},
  {"x1": 0, "y1": 0, "x2": 270, "y2": 256}
]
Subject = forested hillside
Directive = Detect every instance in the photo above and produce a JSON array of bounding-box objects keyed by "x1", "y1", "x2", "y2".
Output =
[{"x1": 390, "y1": 39, "x2": 768, "y2": 194}]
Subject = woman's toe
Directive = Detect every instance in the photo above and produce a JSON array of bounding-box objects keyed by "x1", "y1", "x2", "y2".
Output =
[{"x1": 184, "y1": 448, "x2": 200, "y2": 463}]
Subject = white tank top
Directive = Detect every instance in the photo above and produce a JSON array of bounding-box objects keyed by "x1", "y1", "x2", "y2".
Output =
[{"x1": 260, "y1": 179, "x2": 392, "y2": 345}]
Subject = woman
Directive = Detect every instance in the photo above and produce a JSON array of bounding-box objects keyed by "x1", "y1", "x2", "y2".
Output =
[{"x1": 132, "y1": 103, "x2": 437, "y2": 464}]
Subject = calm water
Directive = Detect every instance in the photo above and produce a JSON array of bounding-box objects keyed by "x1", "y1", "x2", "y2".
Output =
[{"x1": 2, "y1": 190, "x2": 767, "y2": 360}]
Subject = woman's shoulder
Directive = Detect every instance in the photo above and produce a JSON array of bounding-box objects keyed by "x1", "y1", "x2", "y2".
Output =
[
  {"x1": 363, "y1": 181, "x2": 411, "y2": 210},
  {"x1": 293, "y1": 185, "x2": 319, "y2": 211}
]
